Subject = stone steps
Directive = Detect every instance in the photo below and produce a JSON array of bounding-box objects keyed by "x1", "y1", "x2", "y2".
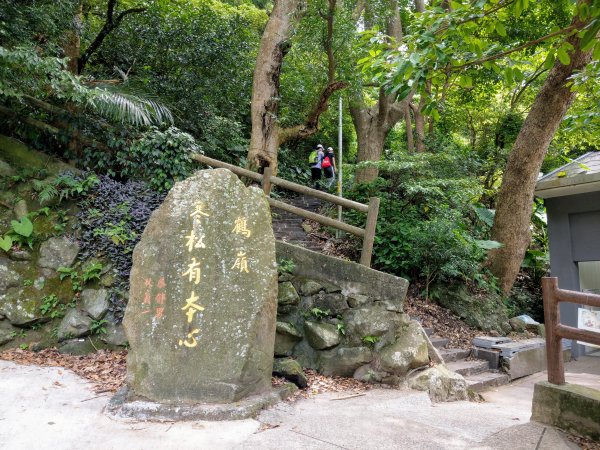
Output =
[
  {"x1": 271, "y1": 194, "x2": 326, "y2": 254},
  {"x1": 438, "y1": 348, "x2": 471, "y2": 363},
  {"x1": 430, "y1": 336, "x2": 450, "y2": 349},
  {"x1": 446, "y1": 359, "x2": 489, "y2": 377},
  {"x1": 464, "y1": 371, "x2": 510, "y2": 393}
]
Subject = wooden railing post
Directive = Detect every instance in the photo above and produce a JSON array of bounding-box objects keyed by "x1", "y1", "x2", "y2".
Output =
[
  {"x1": 360, "y1": 197, "x2": 380, "y2": 268},
  {"x1": 542, "y1": 277, "x2": 565, "y2": 385},
  {"x1": 262, "y1": 166, "x2": 273, "y2": 196}
]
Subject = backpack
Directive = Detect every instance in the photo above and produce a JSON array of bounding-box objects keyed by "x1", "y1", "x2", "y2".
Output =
[
  {"x1": 309, "y1": 150, "x2": 318, "y2": 165},
  {"x1": 321, "y1": 155, "x2": 332, "y2": 169}
]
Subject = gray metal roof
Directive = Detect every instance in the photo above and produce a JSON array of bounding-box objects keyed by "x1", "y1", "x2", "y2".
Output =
[{"x1": 535, "y1": 152, "x2": 600, "y2": 199}]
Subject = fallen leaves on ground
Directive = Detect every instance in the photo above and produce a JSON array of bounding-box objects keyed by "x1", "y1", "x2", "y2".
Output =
[
  {"x1": 567, "y1": 434, "x2": 600, "y2": 450},
  {"x1": 1, "y1": 347, "x2": 367, "y2": 401},
  {"x1": 0, "y1": 347, "x2": 127, "y2": 394},
  {"x1": 404, "y1": 285, "x2": 482, "y2": 349},
  {"x1": 273, "y1": 369, "x2": 373, "y2": 402}
]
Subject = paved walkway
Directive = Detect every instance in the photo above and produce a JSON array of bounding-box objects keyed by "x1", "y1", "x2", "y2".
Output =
[{"x1": 0, "y1": 356, "x2": 598, "y2": 449}]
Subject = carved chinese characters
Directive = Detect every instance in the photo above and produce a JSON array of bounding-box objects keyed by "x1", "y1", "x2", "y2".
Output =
[{"x1": 123, "y1": 169, "x2": 277, "y2": 404}]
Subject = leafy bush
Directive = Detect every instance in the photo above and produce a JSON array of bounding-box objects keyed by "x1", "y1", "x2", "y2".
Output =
[
  {"x1": 345, "y1": 150, "x2": 492, "y2": 297},
  {"x1": 117, "y1": 126, "x2": 198, "y2": 191}
]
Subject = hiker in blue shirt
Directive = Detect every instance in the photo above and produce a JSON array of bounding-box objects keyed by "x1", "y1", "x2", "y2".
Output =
[{"x1": 309, "y1": 144, "x2": 325, "y2": 190}]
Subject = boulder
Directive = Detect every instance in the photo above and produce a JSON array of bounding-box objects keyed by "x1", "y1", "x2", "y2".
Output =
[
  {"x1": 292, "y1": 339, "x2": 319, "y2": 370},
  {"x1": 347, "y1": 294, "x2": 370, "y2": 308},
  {"x1": 343, "y1": 306, "x2": 408, "y2": 346},
  {"x1": 304, "y1": 321, "x2": 340, "y2": 350},
  {"x1": 8, "y1": 249, "x2": 32, "y2": 261},
  {"x1": 433, "y1": 284, "x2": 509, "y2": 333},
  {"x1": 312, "y1": 293, "x2": 349, "y2": 316},
  {"x1": 81, "y1": 288, "x2": 109, "y2": 320},
  {"x1": 409, "y1": 365, "x2": 468, "y2": 402},
  {"x1": 57, "y1": 308, "x2": 92, "y2": 341},
  {"x1": 278, "y1": 281, "x2": 300, "y2": 313},
  {"x1": 378, "y1": 321, "x2": 429, "y2": 376},
  {"x1": 318, "y1": 346, "x2": 373, "y2": 377},
  {"x1": 508, "y1": 317, "x2": 526, "y2": 332},
  {"x1": 273, "y1": 358, "x2": 308, "y2": 388},
  {"x1": 353, "y1": 364, "x2": 388, "y2": 383},
  {"x1": 101, "y1": 322, "x2": 128, "y2": 347},
  {"x1": 274, "y1": 321, "x2": 302, "y2": 356},
  {"x1": 0, "y1": 288, "x2": 48, "y2": 326},
  {"x1": 124, "y1": 169, "x2": 278, "y2": 404},
  {"x1": 321, "y1": 281, "x2": 342, "y2": 293},
  {"x1": 37, "y1": 236, "x2": 79, "y2": 270},
  {"x1": 0, "y1": 261, "x2": 21, "y2": 292},
  {"x1": 295, "y1": 278, "x2": 323, "y2": 296},
  {"x1": 0, "y1": 158, "x2": 15, "y2": 177},
  {"x1": 58, "y1": 338, "x2": 109, "y2": 355},
  {"x1": 0, "y1": 321, "x2": 18, "y2": 345}
]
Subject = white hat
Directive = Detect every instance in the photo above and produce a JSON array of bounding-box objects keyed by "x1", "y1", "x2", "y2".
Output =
[
  {"x1": 317, "y1": 144, "x2": 324, "y2": 149},
  {"x1": 327, "y1": 147, "x2": 333, "y2": 151}
]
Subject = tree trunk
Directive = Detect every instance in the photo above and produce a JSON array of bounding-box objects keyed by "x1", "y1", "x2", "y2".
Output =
[
  {"x1": 404, "y1": 105, "x2": 414, "y2": 152},
  {"x1": 413, "y1": 100, "x2": 426, "y2": 152},
  {"x1": 350, "y1": 105, "x2": 386, "y2": 183},
  {"x1": 247, "y1": 0, "x2": 300, "y2": 174},
  {"x1": 64, "y1": 3, "x2": 83, "y2": 74},
  {"x1": 351, "y1": 0, "x2": 408, "y2": 183},
  {"x1": 487, "y1": 10, "x2": 593, "y2": 294}
]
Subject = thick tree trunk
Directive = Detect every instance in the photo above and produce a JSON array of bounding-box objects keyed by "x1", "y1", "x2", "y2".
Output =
[
  {"x1": 488, "y1": 11, "x2": 592, "y2": 294},
  {"x1": 350, "y1": 105, "x2": 386, "y2": 183},
  {"x1": 351, "y1": 0, "x2": 408, "y2": 183},
  {"x1": 247, "y1": 0, "x2": 300, "y2": 174}
]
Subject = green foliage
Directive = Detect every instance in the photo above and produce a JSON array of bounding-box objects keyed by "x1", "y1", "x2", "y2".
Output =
[
  {"x1": 308, "y1": 307, "x2": 330, "y2": 320},
  {"x1": 119, "y1": 127, "x2": 197, "y2": 191},
  {"x1": 22, "y1": 279, "x2": 33, "y2": 287},
  {"x1": 33, "y1": 172, "x2": 99, "y2": 204},
  {"x1": 277, "y1": 258, "x2": 296, "y2": 274},
  {"x1": 93, "y1": 221, "x2": 137, "y2": 247},
  {"x1": 362, "y1": 335, "x2": 380, "y2": 346},
  {"x1": 90, "y1": 319, "x2": 108, "y2": 335},
  {"x1": 58, "y1": 262, "x2": 104, "y2": 292},
  {"x1": 337, "y1": 322, "x2": 346, "y2": 336},
  {"x1": 346, "y1": 148, "x2": 489, "y2": 297},
  {"x1": 1, "y1": 216, "x2": 35, "y2": 251},
  {"x1": 40, "y1": 294, "x2": 65, "y2": 319}
]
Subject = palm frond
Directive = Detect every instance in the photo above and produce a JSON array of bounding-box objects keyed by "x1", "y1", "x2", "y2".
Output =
[{"x1": 89, "y1": 89, "x2": 174, "y2": 127}]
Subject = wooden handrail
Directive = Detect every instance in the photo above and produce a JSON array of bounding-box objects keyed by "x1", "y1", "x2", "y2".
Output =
[
  {"x1": 191, "y1": 152, "x2": 379, "y2": 267},
  {"x1": 541, "y1": 277, "x2": 600, "y2": 385}
]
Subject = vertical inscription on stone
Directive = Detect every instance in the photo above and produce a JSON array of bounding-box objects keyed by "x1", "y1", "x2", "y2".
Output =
[{"x1": 124, "y1": 169, "x2": 277, "y2": 404}]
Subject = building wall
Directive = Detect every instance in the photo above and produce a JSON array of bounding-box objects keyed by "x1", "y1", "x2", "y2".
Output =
[{"x1": 545, "y1": 190, "x2": 600, "y2": 356}]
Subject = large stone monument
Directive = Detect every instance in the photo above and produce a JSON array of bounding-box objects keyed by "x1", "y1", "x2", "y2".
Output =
[{"x1": 108, "y1": 169, "x2": 291, "y2": 420}]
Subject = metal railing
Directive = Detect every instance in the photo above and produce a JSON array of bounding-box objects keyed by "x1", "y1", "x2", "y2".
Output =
[
  {"x1": 191, "y1": 153, "x2": 380, "y2": 267},
  {"x1": 541, "y1": 277, "x2": 600, "y2": 385}
]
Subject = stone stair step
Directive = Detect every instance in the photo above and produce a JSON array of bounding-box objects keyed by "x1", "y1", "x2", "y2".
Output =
[
  {"x1": 465, "y1": 371, "x2": 510, "y2": 393},
  {"x1": 422, "y1": 327, "x2": 434, "y2": 336},
  {"x1": 446, "y1": 359, "x2": 489, "y2": 377},
  {"x1": 439, "y1": 348, "x2": 471, "y2": 363},
  {"x1": 429, "y1": 337, "x2": 449, "y2": 349}
]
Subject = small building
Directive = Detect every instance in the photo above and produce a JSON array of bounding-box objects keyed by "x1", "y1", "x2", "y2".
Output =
[{"x1": 535, "y1": 152, "x2": 600, "y2": 357}]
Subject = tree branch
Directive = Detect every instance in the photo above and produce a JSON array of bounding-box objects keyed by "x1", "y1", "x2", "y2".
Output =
[
  {"x1": 279, "y1": 80, "x2": 349, "y2": 144},
  {"x1": 452, "y1": 24, "x2": 577, "y2": 70},
  {"x1": 434, "y1": 0, "x2": 516, "y2": 36},
  {"x1": 78, "y1": 1, "x2": 146, "y2": 74}
]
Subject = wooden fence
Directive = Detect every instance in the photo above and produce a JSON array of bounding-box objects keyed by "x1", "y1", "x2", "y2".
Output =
[
  {"x1": 541, "y1": 277, "x2": 600, "y2": 385},
  {"x1": 191, "y1": 154, "x2": 380, "y2": 267}
]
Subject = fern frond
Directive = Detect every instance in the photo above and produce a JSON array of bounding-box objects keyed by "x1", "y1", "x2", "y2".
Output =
[{"x1": 89, "y1": 89, "x2": 174, "y2": 127}]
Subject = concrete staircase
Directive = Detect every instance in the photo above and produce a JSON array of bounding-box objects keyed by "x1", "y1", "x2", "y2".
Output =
[
  {"x1": 271, "y1": 195, "x2": 325, "y2": 252},
  {"x1": 424, "y1": 328, "x2": 511, "y2": 393}
]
